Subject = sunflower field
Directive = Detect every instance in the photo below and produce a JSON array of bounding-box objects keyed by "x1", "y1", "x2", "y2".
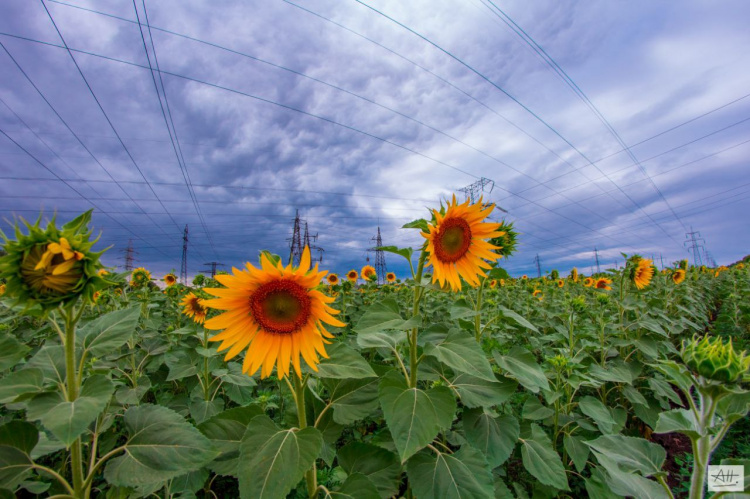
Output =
[{"x1": 0, "y1": 202, "x2": 749, "y2": 499}]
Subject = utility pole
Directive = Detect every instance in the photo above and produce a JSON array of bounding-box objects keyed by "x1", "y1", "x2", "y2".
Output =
[
  {"x1": 533, "y1": 254, "x2": 541, "y2": 278},
  {"x1": 594, "y1": 247, "x2": 601, "y2": 274},
  {"x1": 121, "y1": 239, "x2": 137, "y2": 271},
  {"x1": 368, "y1": 226, "x2": 388, "y2": 284},
  {"x1": 659, "y1": 253, "x2": 664, "y2": 270},
  {"x1": 202, "y1": 262, "x2": 225, "y2": 278},
  {"x1": 180, "y1": 225, "x2": 189, "y2": 283},
  {"x1": 684, "y1": 227, "x2": 705, "y2": 267}
]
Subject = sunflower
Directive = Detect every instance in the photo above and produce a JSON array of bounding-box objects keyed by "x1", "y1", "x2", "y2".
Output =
[
  {"x1": 97, "y1": 268, "x2": 109, "y2": 277},
  {"x1": 737, "y1": 263, "x2": 745, "y2": 270},
  {"x1": 130, "y1": 267, "x2": 151, "y2": 287},
  {"x1": 0, "y1": 284, "x2": 6, "y2": 296},
  {"x1": 633, "y1": 258, "x2": 654, "y2": 290},
  {"x1": 672, "y1": 269, "x2": 686, "y2": 285},
  {"x1": 203, "y1": 247, "x2": 345, "y2": 379},
  {"x1": 522, "y1": 275, "x2": 528, "y2": 280},
  {"x1": 92, "y1": 291, "x2": 100, "y2": 303},
  {"x1": 361, "y1": 265, "x2": 377, "y2": 282},
  {"x1": 595, "y1": 277, "x2": 612, "y2": 290},
  {"x1": 421, "y1": 196, "x2": 504, "y2": 292},
  {"x1": 326, "y1": 273, "x2": 340, "y2": 285},
  {"x1": 533, "y1": 289, "x2": 542, "y2": 297},
  {"x1": 386, "y1": 272, "x2": 396, "y2": 283},
  {"x1": 181, "y1": 292, "x2": 208, "y2": 324},
  {"x1": 500, "y1": 279, "x2": 505, "y2": 287},
  {"x1": 557, "y1": 279, "x2": 564, "y2": 288},
  {"x1": 570, "y1": 267, "x2": 579, "y2": 282},
  {"x1": 489, "y1": 279, "x2": 497, "y2": 288},
  {"x1": 163, "y1": 273, "x2": 177, "y2": 287},
  {"x1": 583, "y1": 277, "x2": 594, "y2": 287},
  {"x1": 347, "y1": 270, "x2": 358, "y2": 282}
]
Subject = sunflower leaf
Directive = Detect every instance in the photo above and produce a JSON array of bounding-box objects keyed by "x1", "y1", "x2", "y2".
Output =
[
  {"x1": 377, "y1": 246, "x2": 413, "y2": 265},
  {"x1": 424, "y1": 329, "x2": 496, "y2": 381},
  {"x1": 463, "y1": 409, "x2": 519, "y2": 468},
  {"x1": 0, "y1": 333, "x2": 30, "y2": 371},
  {"x1": 378, "y1": 371, "x2": 456, "y2": 463},
  {"x1": 77, "y1": 306, "x2": 140, "y2": 357},
  {"x1": 104, "y1": 404, "x2": 218, "y2": 487},
  {"x1": 402, "y1": 218, "x2": 429, "y2": 231},
  {"x1": 406, "y1": 445, "x2": 494, "y2": 498},
  {"x1": 317, "y1": 343, "x2": 377, "y2": 379},
  {"x1": 337, "y1": 442, "x2": 401, "y2": 498},
  {"x1": 238, "y1": 415, "x2": 322, "y2": 499}
]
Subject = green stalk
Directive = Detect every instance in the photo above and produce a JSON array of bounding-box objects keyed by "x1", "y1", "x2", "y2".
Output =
[
  {"x1": 63, "y1": 306, "x2": 84, "y2": 497},
  {"x1": 474, "y1": 277, "x2": 485, "y2": 342},
  {"x1": 292, "y1": 375, "x2": 317, "y2": 499},
  {"x1": 409, "y1": 250, "x2": 428, "y2": 388}
]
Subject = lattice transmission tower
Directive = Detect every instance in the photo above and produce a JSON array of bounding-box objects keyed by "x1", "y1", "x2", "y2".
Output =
[
  {"x1": 203, "y1": 262, "x2": 225, "y2": 278},
  {"x1": 368, "y1": 227, "x2": 388, "y2": 284},
  {"x1": 684, "y1": 227, "x2": 705, "y2": 267},
  {"x1": 121, "y1": 239, "x2": 138, "y2": 271},
  {"x1": 180, "y1": 225, "x2": 189, "y2": 283},
  {"x1": 288, "y1": 211, "x2": 324, "y2": 266},
  {"x1": 458, "y1": 177, "x2": 495, "y2": 204}
]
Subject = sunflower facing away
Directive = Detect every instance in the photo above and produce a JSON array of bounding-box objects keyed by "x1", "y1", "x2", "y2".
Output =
[
  {"x1": 181, "y1": 292, "x2": 208, "y2": 324},
  {"x1": 326, "y1": 273, "x2": 340, "y2": 285},
  {"x1": 583, "y1": 277, "x2": 594, "y2": 287},
  {"x1": 361, "y1": 265, "x2": 377, "y2": 282},
  {"x1": 633, "y1": 258, "x2": 654, "y2": 290},
  {"x1": 203, "y1": 247, "x2": 345, "y2": 379},
  {"x1": 570, "y1": 267, "x2": 579, "y2": 282},
  {"x1": 347, "y1": 270, "x2": 358, "y2": 282},
  {"x1": 421, "y1": 196, "x2": 505, "y2": 291},
  {"x1": 163, "y1": 273, "x2": 177, "y2": 287},
  {"x1": 595, "y1": 277, "x2": 613, "y2": 291},
  {"x1": 672, "y1": 269, "x2": 686, "y2": 285}
]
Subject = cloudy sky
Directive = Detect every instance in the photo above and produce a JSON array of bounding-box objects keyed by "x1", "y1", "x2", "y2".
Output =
[{"x1": 1, "y1": 0, "x2": 749, "y2": 280}]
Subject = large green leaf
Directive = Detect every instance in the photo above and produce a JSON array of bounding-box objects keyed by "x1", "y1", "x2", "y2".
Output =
[
  {"x1": 585, "y1": 435, "x2": 665, "y2": 477},
  {"x1": 356, "y1": 328, "x2": 407, "y2": 350},
  {"x1": 520, "y1": 424, "x2": 569, "y2": 491},
  {"x1": 522, "y1": 396, "x2": 555, "y2": 421},
  {"x1": 578, "y1": 396, "x2": 616, "y2": 434},
  {"x1": 189, "y1": 398, "x2": 224, "y2": 424},
  {"x1": 593, "y1": 453, "x2": 668, "y2": 499},
  {"x1": 325, "y1": 473, "x2": 381, "y2": 499},
  {"x1": 378, "y1": 371, "x2": 456, "y2": 463},
  {"x1": 165, "y1": 350, "x2": 200, "y2": 381},
  {"x1": 716, "y1": 389, "x2": 750, "y2": 425},
  {"x1": 654, "y1": 409, "x2": 702, "y2": 439},
  {"x1": 78, "y1": 306, "x2": 140, "y2": 357},
  {"x1": 406, "y1": 446, "x2": 494, "y2": 498},
  {"x1": 238, "y1": 415, "x2": 322, "y2": 499},
  {"x1": 0, "y1": 333, "x2": 29, "y2": 371},
  {"x1": 0, "y1": 446, "x2": 32, "y2": 489},
  {"x1": 316, "y1": 343, "x2": 376, "y2": 379},
  {"x1": 104, "y1": 404, "x2": 218, "y2": 487},
  {"x1": 354, "y1": 299, "x2": 419, "y2": 334},
  {"x1": 377, "y1": 246, "x2": 413, "y2": 265},
  {"x1": 0, "y1": 368, "x2": 44, "y2": 403},
  {"x1": 493, "y1": 347, "x2": 549, "y2": 393},
  {"x1": 0, "y1": 421, "x2": 38, "y2": 455},
  {"x1": 337, "y1": 442, "x2": 401, "y2": 498},
  {"x1": 198, "y1": 405, "x2": 264, "y2": 477},
  {"x1": 450, "y1": 373, "x2": 517, "y2": 408},
  {"x1": 424, "y1": 330, "x2": 495, "y2": 381},
  {"x1": 324, "y1": 377, "x2": 380, "y2": 425},
  {"x1": 25, "y1": 345, "x2": 66, "y2": 385},
  {"x1": 497, "y1": 307, "x2": 539, "y2": 333},
  {"x1": 463, "y1": 409, "x2": 518, "y2": 468},
  {"x1": 564, "y1": 434, "x2": 590, "y2": 473},
  {"x1": 26, "y1": 374, "x2": 114, "y2": 446}
]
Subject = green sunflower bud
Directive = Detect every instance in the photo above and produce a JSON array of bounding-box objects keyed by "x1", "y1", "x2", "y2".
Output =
[
  {"x1": 595, "y1": 294, "x2": 610, "y2": 306},
  {"x1": 0, "y1": 211, "x2": 110, "y2": 311},
  {"x1": 681, "y1": 335, "x2": 750, "y2": 383},
  {"x1": 570, "y1": 296, "x2": 587, "y2": 314},
  {"x1": 548, "y1": 354, "x2": 568, "y2": 369}
]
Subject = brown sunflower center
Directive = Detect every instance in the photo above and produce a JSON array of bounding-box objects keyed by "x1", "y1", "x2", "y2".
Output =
[
  {"x1": 434, "y1": 217, "x2": 472, "y2": 263},
  {"x1": 250, "y1": 280, "x2": 312, "y2": 335}
]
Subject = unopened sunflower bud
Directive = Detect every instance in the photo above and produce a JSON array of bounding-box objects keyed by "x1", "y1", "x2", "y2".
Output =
[
  {"x1": 548, "y1": 354, "x2": 568, "y2": 369},
  {"x1": 595, "y1": 294, "x2": 610, "y2": 306},
  {"x1": 570, "y1": 296, "x2": 587, "y2": 314},
  {"x1": 681, "y1": 335, "x2": 750, "y2": 383}
]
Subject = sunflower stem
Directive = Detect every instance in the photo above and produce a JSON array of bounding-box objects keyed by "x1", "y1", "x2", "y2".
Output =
[
  {"x1": 409, "y1": 249, "x2": 428, "y2": 388},
  {"x1": 63, "y1": 305, "x2": 84, "y2": 497},
  {"x1": 292, "y1": 374, "x2": 317, "y2": 499},
  {"x1": 474, "y1": 276, "x2": 486, "y2": 342}
]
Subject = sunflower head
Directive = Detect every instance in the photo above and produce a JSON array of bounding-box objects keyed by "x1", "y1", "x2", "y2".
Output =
[
  {"x1": 532, "y1": 289, "x2": 542, "y2": 297},
  {"x1": 181, "y1": 292, "x2": 208, "y2": 324},
  {"x1": 164, "y1": 283, "x2": 183, "y2": 299},
  {"x1": 386, "y1": 272, "x2": 396, "y2": 283},
  {"x1": 630, "y1": 257, "x2": 655, "y2": 290},
  {"x1": 361, "y1": 265, "x2": 377, "y2": 282},
  {"x1": 679, "y1": 259, "x2": 688, "y2": 270},
  {"x1": 583, "y1": 277, "x2": 594, "y2": 287},
  {"x1": 594, "y1": 277, "x2": 612, "y2": 291},
  {"x1": 326, "y1": 273, "x2": 340, "y2": 285},
  {"x1": 681, "y1": 335, "x2": 750, "y2": 384},
  {"x1": 421, "y1": 196, "x2": 505, "y2": 292},
  {"x1": 347, "y1": 270, "x2": 358, "y2": 282},
  {"x1": 0, "y1": 210, "x2": 110, "y2": 311},
  {"x1": 570, "y1": 296, "x2": 587, "y2": 314},
  {"x1": 550, "y1": 269, "x2": 559, "y2": 280},
  {"x1": 570, "y1": 267, "x2": 579, "y2": 282},
  {"x1": 737, "y1": 262, "x2": 745, "y2": 270},
  {"x1": 163, "y1": 273, "x2": 177, "y2": 287},
  {"x1": 489, "y1": 279, "x2": 497, "y2": 288},
  {"x1": 499, "y1": 278, "x2": 505, "y2": 287},
  {"x1": 557, "y1": 279, "x2": 564, "y2": 288},
  {"x1": 487, "y1": 219, "x2": 518, "y2": 258},
  {"x1": 129, "y1": 267, "x2": 151, "y2": 288},
  {"x1": 203, "y1": 246, "x2": 345, "y2": 379},
  {"x1": 522, "y1": 275, "x2": 528, "y2": 280},
  {"x1": 672, "y1": 269, "x2": 686, "y2": 285},
  {"x1": 0, "y1": 283, "x2": 6, "y2": 297}
]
